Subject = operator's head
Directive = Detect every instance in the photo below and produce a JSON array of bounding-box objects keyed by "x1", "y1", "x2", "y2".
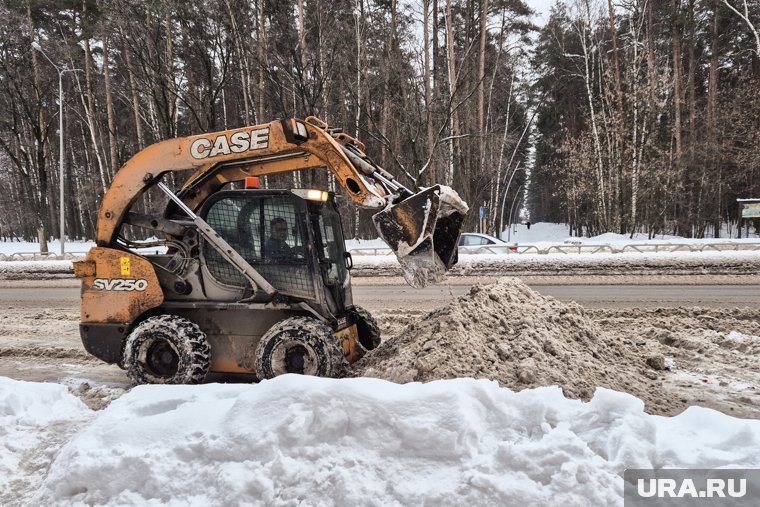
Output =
[{"x1": 270, "y1": 217, "x2": 289, "y2": 241}]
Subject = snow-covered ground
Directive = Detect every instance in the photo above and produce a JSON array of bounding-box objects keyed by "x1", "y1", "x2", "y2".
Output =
[{"x1": 3, "y1": 375, "x2": 759, "y2": 507}]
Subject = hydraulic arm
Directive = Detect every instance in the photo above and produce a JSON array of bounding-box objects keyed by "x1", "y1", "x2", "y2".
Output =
[{"x1": 96, "y1": 117, "x2": 468, "y2": 287}]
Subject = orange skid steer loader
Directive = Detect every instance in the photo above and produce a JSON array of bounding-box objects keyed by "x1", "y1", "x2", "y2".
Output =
[{"x1": 74, "y1": 117, "x2": 468, "y2": 384}]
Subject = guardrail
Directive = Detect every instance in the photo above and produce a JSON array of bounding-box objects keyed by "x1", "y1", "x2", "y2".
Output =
[
  {"x1": 3, "y1": 241, "x2": 760, "y2": 261},
  {"x1": 348, "y1": 247, "x2": 394, "y2": 256},
  {"x1": 348, "y1": 242, "x2": 760, "y2": 256},
  {"x1": 0, "y1": 251, "x2": 89, "y2": 261}
]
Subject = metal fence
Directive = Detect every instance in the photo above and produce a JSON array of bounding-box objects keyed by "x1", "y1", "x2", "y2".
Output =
[
  {"x1": 0, "y1": 251, "x2": 89, "y2": 261},
  {"x1": 3, "y1": 241, "x2": 760, "y2": 261},
  {"x1": 348, "y1": 242, "x2": 760, "y2": 256}
]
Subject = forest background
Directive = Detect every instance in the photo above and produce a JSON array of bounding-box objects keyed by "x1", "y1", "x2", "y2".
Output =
[{"x1": 1, "y1": 0, "x2": 759, "y2": 252}]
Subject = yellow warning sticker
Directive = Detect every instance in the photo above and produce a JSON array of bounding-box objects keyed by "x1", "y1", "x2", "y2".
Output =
[{"x1": 120, "y1": 257, "x2": 131, "y2": 276}]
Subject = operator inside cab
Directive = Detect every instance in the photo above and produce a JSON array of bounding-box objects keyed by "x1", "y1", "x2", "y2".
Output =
[{"x1": 265, "y1": 217, "x2": 293, "y2": 258}]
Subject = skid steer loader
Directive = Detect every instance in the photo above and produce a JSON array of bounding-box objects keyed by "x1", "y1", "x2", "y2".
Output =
[{"x1": 74, "y1": 117, "x2": 468, "y2": 384}]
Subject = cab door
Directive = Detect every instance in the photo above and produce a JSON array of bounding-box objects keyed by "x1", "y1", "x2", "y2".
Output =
[{"x1": 309, "y1": 200, "x2": 353, "y2": 314}]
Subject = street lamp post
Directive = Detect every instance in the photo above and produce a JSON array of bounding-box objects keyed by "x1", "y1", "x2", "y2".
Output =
[{"x1": 32, "y1": 42, "x2": 82, "y2": 257}]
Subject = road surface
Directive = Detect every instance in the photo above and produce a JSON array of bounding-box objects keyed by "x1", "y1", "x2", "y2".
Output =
[{"x1": 4, "y1": 282, "x2": 758, "y2": 310}]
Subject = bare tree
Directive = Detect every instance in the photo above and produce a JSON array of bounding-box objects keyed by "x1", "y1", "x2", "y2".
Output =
[{"x1": 723, "y1": 0, "x2": 760, "y2": 56}]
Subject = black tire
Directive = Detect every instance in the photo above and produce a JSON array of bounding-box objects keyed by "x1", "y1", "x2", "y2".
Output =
[
  {"x1": 255, "y1": 316, "x2": 346, "y2": 379},
  {"x1": 123, "y1": 314, "x2": 210, "y2": 385},
  {"x1": 350, "y1": 305, "x2": 381, "y2": 351}
]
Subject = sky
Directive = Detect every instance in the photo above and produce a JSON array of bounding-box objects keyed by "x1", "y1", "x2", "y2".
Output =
[{"x1": 528, "y1": 0, "x2": 555, "y2": 25}]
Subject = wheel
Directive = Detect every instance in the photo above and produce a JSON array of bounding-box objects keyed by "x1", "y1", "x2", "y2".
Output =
[
  {"x1": 255, "y1": 316, "x2": 346, "y2": 379},
  {"x1": 123, "y1": 314, "x2": 210, "y2": 385},
  {"x1": 349, "y1": 305, "x2": 381, "y2": 351}
]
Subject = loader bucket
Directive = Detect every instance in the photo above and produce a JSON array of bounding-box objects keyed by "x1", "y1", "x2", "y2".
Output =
[{"x1": 372, "y1": 185, "x2": 468, "y2": 288}]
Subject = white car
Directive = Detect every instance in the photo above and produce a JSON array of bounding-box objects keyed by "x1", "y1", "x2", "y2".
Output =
[{"x1": 458, "y1": 233, "x2": 516, "y2": 254}]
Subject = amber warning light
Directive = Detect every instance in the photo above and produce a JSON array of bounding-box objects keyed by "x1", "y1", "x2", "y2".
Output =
[{"x1": 245, "y1": 177, "x2": 260, "y2": 189}]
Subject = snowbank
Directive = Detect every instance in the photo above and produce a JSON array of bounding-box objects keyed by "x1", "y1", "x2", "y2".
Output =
[
  {"x1": 504, "y1": 222, "x2": 760, "y2": 243},
  {"x1": 0, "y1": 378, "x2": 91, "y2": 502},
  {"x1": 0, "y1": 376, "x2": 750, "y2": 506},
  {"x1": 349, "y1": 249, "x2": 760, "y2": 279}
]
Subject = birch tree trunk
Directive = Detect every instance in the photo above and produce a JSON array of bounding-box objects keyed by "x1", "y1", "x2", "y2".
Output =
[
  {"x1": 103, "y1": 36, "x2": 119, "y2": 175},
  {"x1": 445, "y1": 0, "x2": 460, "y2": 186},
  {"x1": 423, "y1": 0, "x2": 435, "y2": 183},
  {"x1": 224, "y1": 0, "x2": 252, "y2": 125},
  {"x1": 490, "y1": 72, "x2": 514, "y2": 233},
  {"x1": 354, "y1": 0, "x2": 363, "y2": 138},
  {"x1": 477, "y1": 0, "x2": 488, "y2": 170},
  {"x1": 121, "y1": 35, "x2": 145, "y2": 150},
  {"x1": 606, "y1": 0, "x2": 623, "y2": 120},
  {"x1": 708, "y1": 4, "x2": 719, "y2": 133},
  {"x1": 708, "y1": 2, "x2": 721, "y2": 231},
  {"x1": 722, "y1": 0, "x2": 760, "y2": 56},
  {"x1": 164, "y1": 13, "x2": 178, "y2": 137},
  {"x1": 26, "y1": 1, "x2": 49, "y2": 252},
  {"x1": 671, "y1": 0, "x2": 683, "y2": 164},
  {"x1": 576, "y1": 1, "x2": 607, "y2": 227},
  {"x1": 257, "y1": 0, "x2": 265, "y2": 124},
  {"x1": 687, "y1": 0, "x2": 697, "y2": 143},
  {"x1": 485, "y1": 14, "x2": 508, "y2": 230},
  {"x1": 298, "y1": 0, "x2": 307, "y2": 70},
  {"x1": 80, "y1": 9, "x2": 109, "y2": 193},
  {"x1": 628, "y1": 1, "x2": 646, "y2": 235}
]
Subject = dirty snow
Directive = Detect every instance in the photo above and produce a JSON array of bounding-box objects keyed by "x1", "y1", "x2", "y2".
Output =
[
  {"x1": 354, "y1": 278, "x2": 669, "y2": 411},
  {"x1": 0, "y1": 375, "x2": 754, "y2": 507},
  {"x1": 359, "y1": 281, "x2": 760, "y2": 418}
]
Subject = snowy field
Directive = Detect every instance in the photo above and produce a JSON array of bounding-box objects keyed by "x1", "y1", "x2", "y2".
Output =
[{"x1": 3, "y1": 375, "x2": 759, "y2": 507}]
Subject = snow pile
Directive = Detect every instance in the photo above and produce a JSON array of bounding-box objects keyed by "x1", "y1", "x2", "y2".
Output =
[
  {"x1": 721, "y1": 331, "x2": 760, "y2": 354},
  {"x1": 0, "y1": 260, "x2": 73, "y2": 279},
  {"x1": 724, "y1": 330, "x2": 760, "y2": 344},
  {"x1": 504, "y1": 222, "x2": 760, "y2": 244},
  {"x1": 0, "y1": 378, "x2": 91, "y2": 503},
  {"x1": 27, "y1": 376, "x2": 760, "y2": 506},
  {"x1": 354, "y1": 277, "x2": 663, "y2": 405}
]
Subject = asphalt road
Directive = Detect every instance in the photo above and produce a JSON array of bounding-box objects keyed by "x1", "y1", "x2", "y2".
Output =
[{"x1": 2, "y1": 284, "x2": 760, "y2": 310}]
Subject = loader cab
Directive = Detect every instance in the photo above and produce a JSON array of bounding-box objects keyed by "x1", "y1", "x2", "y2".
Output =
[{"x1": 198, "y1": 189, "x2": 352, "y2": 319}]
